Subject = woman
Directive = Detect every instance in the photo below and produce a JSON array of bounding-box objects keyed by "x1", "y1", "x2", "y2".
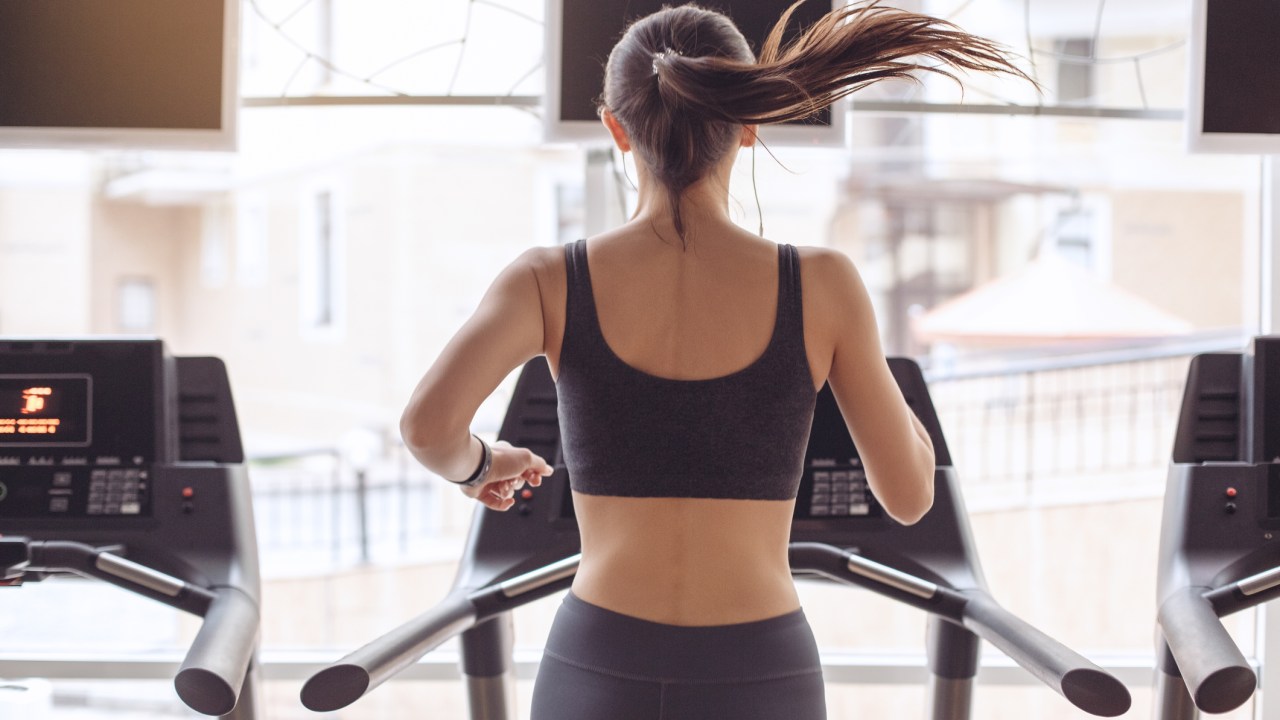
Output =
[{"x1": 400, "y1": 2, "x2": 1030, "y2": 717}]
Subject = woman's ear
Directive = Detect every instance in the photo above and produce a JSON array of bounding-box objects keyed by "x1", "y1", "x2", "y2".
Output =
[
  {"x1": 741, "y1": 124, "x2": 759, "y2": 148},
  {"x1": 601, "y1": 109, "x2": 632, "y2": 152}
]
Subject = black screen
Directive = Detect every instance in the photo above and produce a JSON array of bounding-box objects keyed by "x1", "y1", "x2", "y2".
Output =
[
  {"x1": 1202, "y1": 0, "x2": 1280, "y2": 135},
  {"x1": 558, "y1": 0, "x2": 834, "y2": 126},
  {"x1": 0, "y1": 376, "x2": 91, "y2": 446},
  {"x1": 0, "y1": 0, "x2": 225, "y2": 130}
]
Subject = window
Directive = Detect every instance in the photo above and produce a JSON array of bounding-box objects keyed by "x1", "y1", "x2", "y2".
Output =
[
  {"x1": 236, "y1": 196, "x2": 269, "y2": 287},
  {"x1": 299, "y1": 182, "x2": 345, "y2": 338},
  {"x1": 116, "y1": 277, "x2": 155, "y2": 331},
  {"x1": 1055, "y1": 38, "x2": 1096, "y2": 105},
  {"x1": 200, "y1": 204, "x2": 229, "y2": 288}
]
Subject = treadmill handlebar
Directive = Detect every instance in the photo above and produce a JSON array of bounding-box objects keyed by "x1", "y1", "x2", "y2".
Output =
[
  {"x1": 301, "y1": 592, "x2": 477, "y2": 712},
  {"x1": 1158, "y1": 586, "x2": 1257, "y2": 714},
  {"x1": 959, "y1": 591, "x2": 1131, "y2": 717},
  {"x1": 787, "y1": 544, "x2": 1129, "y2": 716},
  {"x1": 176, "y1": 586, "x2": 261, "y2": 716},
  {"x1": 1215, "y1": 564, "x2": 1280, "y2": 606},
  {"x1": 498, "y1": 554, "x2": 580, "y2": 598},
  {"x1": 301, "y1": 559, "x2": 582, "y2": 712},
  {"x1": 24, "y1": 539, "x2": 216, "y2": 614},
  {"x1": 0, "y1": 537, "x2": 31, "y2": 579},
  {"x1": 787, "y1": 543, "x2": 964, "y2": 619},
  {"x1": 13, "y1": 539, "x2": 260, "y2": 717}
]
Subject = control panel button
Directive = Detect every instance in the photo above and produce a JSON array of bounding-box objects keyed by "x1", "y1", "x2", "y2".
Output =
[
  {"x1": 806, "y1": 459, "x2": 876, "y2": 518},
  {"x1": 49, "y1": 497, "x2": 69, "y2": 513},
  {"x1": 52, "y1": 472, "x2": 72, "y2": 487}
]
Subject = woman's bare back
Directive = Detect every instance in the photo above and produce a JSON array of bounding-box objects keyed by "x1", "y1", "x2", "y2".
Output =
[{"x1": 534, "y1": 220, "x2": 832, "y2": 625}]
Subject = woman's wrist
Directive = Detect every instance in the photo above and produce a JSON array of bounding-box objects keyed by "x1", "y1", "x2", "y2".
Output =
[{"x1": 449, "y1": 433, "x2": 493, "y2": 488}]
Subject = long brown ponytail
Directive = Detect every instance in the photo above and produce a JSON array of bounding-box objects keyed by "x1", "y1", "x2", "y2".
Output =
[{"x1": 601, "y1": 0, "x2": 1034, "y2": 244}]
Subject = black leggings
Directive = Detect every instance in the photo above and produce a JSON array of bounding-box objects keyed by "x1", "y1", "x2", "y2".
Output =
[{"x1": 530, "y1": 592, "x2": 826, "y2": 720}]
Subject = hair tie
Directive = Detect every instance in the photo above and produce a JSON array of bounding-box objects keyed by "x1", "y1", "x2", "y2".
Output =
[{"x1": 651, "y1": 48, "x2": 680, "y2": 74}]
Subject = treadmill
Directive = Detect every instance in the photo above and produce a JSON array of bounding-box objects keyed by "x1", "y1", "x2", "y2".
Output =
[
  {"x1": 1154, "y1": 335, "x2": 1280, "y2": 717},
  {"x1": 0, "y1": 338, "x2": 261, "y2": 719},
  {"x1": 302, "y1": 356, "x2": 1131, "y2": 719}
]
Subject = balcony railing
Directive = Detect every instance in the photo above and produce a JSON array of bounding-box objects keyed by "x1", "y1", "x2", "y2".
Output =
[
  {"x1": 248, "y1": 448, "x2": 443, "y2": 576},
  {"x1": 924, "y1": 330, "x2": 1244, "y2": 508}
]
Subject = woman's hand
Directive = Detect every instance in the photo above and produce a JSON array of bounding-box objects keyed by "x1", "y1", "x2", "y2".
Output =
[{"x1": 459, "y1": 440, "x2": 554, "y2": 511}]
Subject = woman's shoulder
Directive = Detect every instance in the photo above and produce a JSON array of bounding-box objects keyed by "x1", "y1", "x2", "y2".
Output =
[
  {"x1": 510, "y1": 244, "x2": 568, "y2": 279},
  {"x1": 508, "y1": 245, "x2": 570, "y2": 311},
  {"x1": 794, "y1": 245, "x2": 875, "y2": 330},
  {"x1": 514, "y1": 243, "x2": 568, "y2": 265},
  {"x1": 794, "y1": 245, "x2": 863, "y2": 288}
]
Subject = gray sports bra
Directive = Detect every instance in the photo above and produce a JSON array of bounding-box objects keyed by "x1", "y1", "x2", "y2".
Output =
[{"x1": 555, "y1": 239, "x2": 817, "y2": 500}]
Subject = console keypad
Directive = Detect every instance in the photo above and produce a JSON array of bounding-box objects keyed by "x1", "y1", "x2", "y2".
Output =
[
  {"x1": 808, "y1": 460, "x2": 872, "y2": 517},
  {"x1": 87, "y1": 468, "x2": 148, "y2": 515}
]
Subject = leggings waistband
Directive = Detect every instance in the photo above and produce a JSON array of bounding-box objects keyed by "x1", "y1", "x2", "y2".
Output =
[{"x1": 543, "y1": 592, "x2": 822, "y2": 684}]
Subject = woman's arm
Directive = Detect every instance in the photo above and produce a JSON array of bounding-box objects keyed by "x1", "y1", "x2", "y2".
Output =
[
  {"x1": 400, "y1": 247, "x2": 556, "y2": 511},
  {"x1": 811, "y1": 249, "x2": 936, "y2": 525}
]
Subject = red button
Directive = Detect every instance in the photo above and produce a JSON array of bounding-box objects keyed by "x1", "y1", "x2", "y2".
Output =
[
  {"x1": 521, "y1": 489, "x2": 534, "y2": 500},
  {"x1": 182, "y1": 487, "x2": 195, "y2": 499},
  {"x1": 1226, "y1": 487, "x2": 1238, "y2": 498}
]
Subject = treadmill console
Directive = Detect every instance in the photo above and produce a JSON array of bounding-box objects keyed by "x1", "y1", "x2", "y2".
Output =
[{"x1": 0, "y1": 340, "x2": 169, "y2": 521}]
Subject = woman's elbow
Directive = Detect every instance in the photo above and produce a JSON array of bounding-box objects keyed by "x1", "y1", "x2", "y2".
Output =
[
  {"x1": 879, "y1": 455, "x2": 936, "y2": 526},
  {"x1": 399, "y1": 405, "x2": 437, "y2": 455},
  {"x1": 890, "y1": 481, "x2": 934, "y2": 526}
]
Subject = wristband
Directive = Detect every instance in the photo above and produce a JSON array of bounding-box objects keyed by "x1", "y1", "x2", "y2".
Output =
[{"x1": 452, "y1": 434, "x2": 493, "y2": 488}]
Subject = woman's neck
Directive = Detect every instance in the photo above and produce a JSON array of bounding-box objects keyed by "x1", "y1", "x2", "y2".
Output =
[{"x1": 628, "y1": 162, "x2": 739, "y2": 238}]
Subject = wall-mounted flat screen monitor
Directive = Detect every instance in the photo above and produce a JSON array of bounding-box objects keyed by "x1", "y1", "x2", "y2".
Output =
[
  {"x1": 0, "y1": 0, "x2": 239, "y2": 151},
  {"x1": 546, "y1": 0, "x2": 845, "y2": 147},
  {"x1": 1186, "y1": 0, "x2": 1280, "y2": 154}
]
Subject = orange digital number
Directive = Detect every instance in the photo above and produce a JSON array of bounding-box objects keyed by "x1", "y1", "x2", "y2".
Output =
[{"x1": 20, "y1": 387, "x2": 51, "y2": 415}]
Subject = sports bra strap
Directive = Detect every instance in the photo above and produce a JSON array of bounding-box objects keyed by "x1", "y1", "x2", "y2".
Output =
[
  {"x1": 775, "y1": 243, "x2": 803, "y2": 346},
  {"x1": 562, "y1": 239, "x2": 606, "y2": 359}
]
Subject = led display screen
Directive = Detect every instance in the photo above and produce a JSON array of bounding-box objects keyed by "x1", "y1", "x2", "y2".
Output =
[{"x1": 0, "y1": 376, "x2": 91, "y2": 446}]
